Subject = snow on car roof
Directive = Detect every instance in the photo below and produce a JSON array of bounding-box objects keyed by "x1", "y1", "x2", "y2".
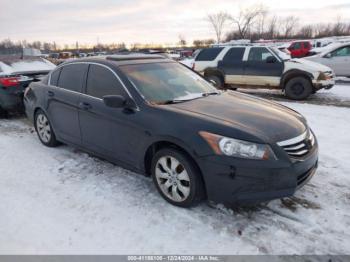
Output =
[{"x1": 0, "y1": 57, "x2": 56, "y2": 76}]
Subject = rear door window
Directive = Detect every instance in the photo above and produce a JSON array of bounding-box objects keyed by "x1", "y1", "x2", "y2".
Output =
[
  {"x1": 195, "y1": 48, "x2": 224, "y2": 61},
  {"x1": 57, "y1": 64, "x2": 88, "y2": 92},
  {"x1": 303, "y1": 42, "x2": 311, "y2": 49},
  {"x1": 223, "y1": 48, "x2": 245, "y2": 62},
  {"x1": 86, "y1": 64, "x2": 126, "y2": 99}
]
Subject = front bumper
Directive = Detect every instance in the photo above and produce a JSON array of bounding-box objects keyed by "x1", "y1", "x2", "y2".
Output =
[
  {"x1": 196, "y1": 143, "x2": 318, "y2": 206},
  {"x1": 313, "y1": 79, "x2": 335, "y2": 90}
]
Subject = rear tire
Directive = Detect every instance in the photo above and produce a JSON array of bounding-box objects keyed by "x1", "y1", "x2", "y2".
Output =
[
  {"x1": 205, "y1": 75, "x2": 224, "y2": 89},
  {"x1": 151, "y1": 148, "x2": 205, "y2": 208},
  {"x1": 284, "y1": 77, "x2": 313, "y2": 100},
  {"x1": 34, "y1": 109, "x2": 59, "y2": 147}
]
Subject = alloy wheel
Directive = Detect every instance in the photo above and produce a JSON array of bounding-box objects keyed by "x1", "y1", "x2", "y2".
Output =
[
  {"x1": 36, "y1": 114, "x2": 51, "y2": 143},
  {"x1": 155, "y1": 156, "x2": 191, "y2": 202}
]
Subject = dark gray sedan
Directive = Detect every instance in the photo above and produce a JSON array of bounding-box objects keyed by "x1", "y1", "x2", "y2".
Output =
[{"x1": 24, "y1": 55, "x2": 318, "y2": 207}]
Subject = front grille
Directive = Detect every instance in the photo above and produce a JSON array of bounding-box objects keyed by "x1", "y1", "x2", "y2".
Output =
[{"x1": 277, "y1": 131, "x2": 315, "y2": 158}]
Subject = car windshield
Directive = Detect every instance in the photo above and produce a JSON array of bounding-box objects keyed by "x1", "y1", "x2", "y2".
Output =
[{"x1": 119, "y1": 62, "x2": 219, "y2": 104}]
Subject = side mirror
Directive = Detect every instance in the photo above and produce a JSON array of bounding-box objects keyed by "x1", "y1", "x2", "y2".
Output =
[
  {"x1": 324, "y1": 53, "x2": 332, "y2": 58},
  {"x1": 266, "y1": 56, "x2": 277, "y2": 63},
  {"x1": 103, "y1": 95, "x2": 126, "y2": 108}
]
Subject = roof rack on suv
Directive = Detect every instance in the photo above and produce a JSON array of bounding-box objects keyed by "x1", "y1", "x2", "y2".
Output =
[{"x1": 106, "y1": 54, "x2": 165, "y2": 61}]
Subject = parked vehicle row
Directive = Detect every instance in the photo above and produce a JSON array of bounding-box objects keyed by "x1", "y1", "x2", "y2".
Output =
[
  {"x1": 305, "y1": 43, "x2": 350, "y2": 77},
  {"x1": 23, "y1": 54, "x2": 319, "y2": 207},
  {"x1": 193, "y1": 45, "x2": 335, "y2": 100}
]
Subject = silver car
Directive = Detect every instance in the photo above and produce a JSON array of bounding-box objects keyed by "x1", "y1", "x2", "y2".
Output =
[{"x1": 305, "y1": 43, "x2": 350, "y2": 77}]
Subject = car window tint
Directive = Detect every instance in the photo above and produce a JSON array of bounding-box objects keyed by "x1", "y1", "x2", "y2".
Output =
[
  {"x1": 248, "y1": 47, "x2": 274, "y2": 62},
  {"x1": 223, "y1": 48, "x2": 245, "y2": 62},
  {"x1": 57, "y1": 64, "x2": 88, "y2": 92},
  {"x1": 303, "y1": 42, "x2": 310, "y2": 48},
  {"x1": 331, "y1": 46, "x2": 350, "y2": 57},
  {"x1": 86, "y1": 64, "x2": 126, "y2": 99},
  {"x1": 294, "y1": 42, "x2": 301, "y2": 49},
  {"x1": 195, "y1": 48, "x2": 224, "y2": 61},
  {"x1": 50, "y1": 68, "x2": 61, "y2": 86}
]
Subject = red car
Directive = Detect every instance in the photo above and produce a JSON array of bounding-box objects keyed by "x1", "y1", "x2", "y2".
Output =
[{"x1": 288, "y1": 41, "x2": 312, "y2": 58}]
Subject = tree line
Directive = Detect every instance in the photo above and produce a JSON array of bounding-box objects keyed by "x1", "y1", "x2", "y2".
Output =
[
  {"x1": 0, "y1": 39, "x2": 127, "y2": 53},
  {"x1": 207, "y1": 4, "x2": 350, "y2": 43}
]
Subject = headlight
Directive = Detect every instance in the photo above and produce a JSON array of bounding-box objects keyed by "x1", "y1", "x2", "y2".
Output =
[
  {"x1": 318, "y1": 71, "x2": 332, "y2": 81},
  {"x1": 199, "y1": 131, "x2": 276, "y2": 160}
]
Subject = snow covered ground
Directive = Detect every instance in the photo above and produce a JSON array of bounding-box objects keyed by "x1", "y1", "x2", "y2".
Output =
[
  {"x1": 239, "y1": 83, "x2": 350, "y2": 107},
  {"x1": 1, "y1": 86, "x2": 350, "y2": 255}
]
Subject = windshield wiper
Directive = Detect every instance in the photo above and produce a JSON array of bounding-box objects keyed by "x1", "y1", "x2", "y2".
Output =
[
  {"x1": 201, "y1": 91, "x2": 220, "y2": 97},
  {"x1": 158, "y1": 99, "x2": 187, "y2": 105},
  {"x1": 159, "y1": 92, "x2": 220, "y2": 105}
]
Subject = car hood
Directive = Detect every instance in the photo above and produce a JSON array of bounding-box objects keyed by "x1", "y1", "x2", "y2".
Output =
[
  {"x1": 170, "y1": 92, "x2": 307, "y2": 143},
  {"x1": 286, "y1": 58, "x2": 332, "y2": 72}
]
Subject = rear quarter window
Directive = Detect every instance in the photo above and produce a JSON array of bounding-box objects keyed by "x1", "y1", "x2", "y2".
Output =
[
  {"x1": 49, "y1": 68, "x2": 61, "y2": 86},
  {"x1": 195, "y1": 48, "x2": 224, "y2": 61}
]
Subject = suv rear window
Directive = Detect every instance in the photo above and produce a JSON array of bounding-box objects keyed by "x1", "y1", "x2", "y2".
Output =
[
  {"x1": 223, "y1": 48, "x2": 245, "y2": 61},
  {"x1": 195, "y1": 48, "x2": 224, "y2": 61}
]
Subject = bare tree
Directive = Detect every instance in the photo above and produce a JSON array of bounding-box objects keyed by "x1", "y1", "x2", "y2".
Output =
[
  {"x1": 230, "y1": 4, "x2": 266, "y2": 39},
  {"x1": 333, "y1": 15, "x2": 347, "y2": 36},
  {"x1": 266, "y1": 15, "x2": 278, "y2": 39},
  {"x1": 207, "y1": 12, "x2": 230, "y2": 43},
  {"x1": 255, "y1": 6, "x2": 269, "y2": 38},
  {"x1": 178, "y1": 34, "x2": 187, "y2": 47},
  {"x1": 281, "y1": 15, "x2": 299, "y2": 38},
  {"x1": 298, "y1": 25, "x2": 314, "y2": 38}
]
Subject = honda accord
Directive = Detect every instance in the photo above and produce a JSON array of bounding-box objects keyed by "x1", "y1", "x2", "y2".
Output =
[{"x1": 24, "y1": 55, "x2": 318, "y2": 207}]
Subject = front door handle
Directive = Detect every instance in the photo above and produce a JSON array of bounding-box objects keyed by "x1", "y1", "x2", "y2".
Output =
[
  {"x1": 47, "y1": 91, "x2": 55, "y2": 97},
  {"x1": 79, "y1": 102, "x2": 92, "y2": 110}
]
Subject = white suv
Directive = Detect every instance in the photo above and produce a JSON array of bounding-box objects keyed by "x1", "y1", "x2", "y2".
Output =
[{"x1": 193, "y1": 46, "x2": 335, "y2": 100}]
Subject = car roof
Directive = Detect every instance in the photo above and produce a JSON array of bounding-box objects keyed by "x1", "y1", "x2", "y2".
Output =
[{"x1": 61, "y1": 54, "x2": 172, "y2": 67}]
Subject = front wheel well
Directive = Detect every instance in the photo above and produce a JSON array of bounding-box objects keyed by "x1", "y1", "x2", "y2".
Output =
[
  {"x1": 144, "y1": 141, "x2": 207, "y2": 197},
  {"x1": 282, "y1": 72, "x2": 313, "y2": 90},
  {"x1": 204, "y1": 69, "x2": 224, "y2": 83}
]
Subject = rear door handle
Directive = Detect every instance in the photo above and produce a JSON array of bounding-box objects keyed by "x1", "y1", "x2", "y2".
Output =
[
  {"x1": 79, "y1": 102, "x2": 92, "y2": 110},
  {"x1": 47, "y1": 91, "x2": 55, "y2": 97}
]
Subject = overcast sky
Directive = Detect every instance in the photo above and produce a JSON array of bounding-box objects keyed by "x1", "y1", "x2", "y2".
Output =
[{"x1": 0, "y1": 0, "x2": 350, "y2": 46}]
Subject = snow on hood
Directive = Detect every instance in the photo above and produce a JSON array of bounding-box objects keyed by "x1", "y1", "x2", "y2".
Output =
[
  {"x1": 287, "y1": 58, "x2": 332, "y2": 72},
  {"x1": 0, "y1": 58, "x2": 56, "y2": 76}
]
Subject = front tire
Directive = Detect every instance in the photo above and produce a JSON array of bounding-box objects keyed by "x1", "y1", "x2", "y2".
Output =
[
  {"x1": 151, "y1": 148, "x2": 205, "y2": 208},
  {"x1": 205, "y1": 75, "x2": 224, "y2": 89},
  {"x1": 34, "y1": 109, "x2": 59, "y2": 147},
  {"x1": 284, "y1": 77, "x2": 313, "y2": 100}
]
